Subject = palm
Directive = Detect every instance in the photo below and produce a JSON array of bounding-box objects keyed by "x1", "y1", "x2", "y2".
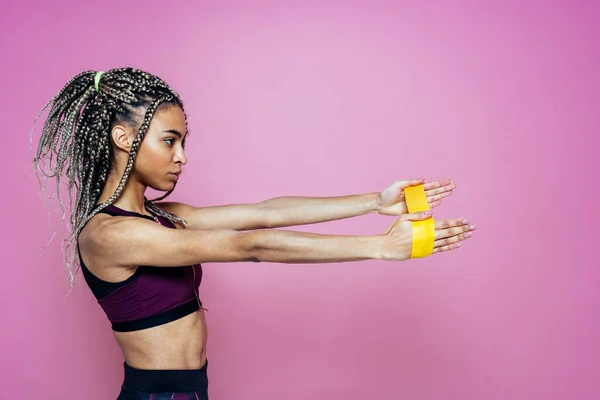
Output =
[
  {"x1": 376, "y1": 179, "x2": 456, "y2": 216},
  {"x1": 383, "y1": 212, "x2": 476, "y2": 260}
]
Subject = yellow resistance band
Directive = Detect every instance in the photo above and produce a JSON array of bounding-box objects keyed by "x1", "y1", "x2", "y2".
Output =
[{"x1": 404, "y1": 184, "x2": 435, "y2": 258}]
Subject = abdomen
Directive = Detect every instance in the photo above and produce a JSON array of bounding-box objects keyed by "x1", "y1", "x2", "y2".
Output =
[{"x1": 114, "y1": 309, "x2": 208, "y2": 370}]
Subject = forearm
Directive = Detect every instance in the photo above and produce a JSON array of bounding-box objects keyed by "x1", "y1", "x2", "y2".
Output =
[
  {"x1": 259, "y1": 193, "x2": 380, "y2": 228},
  {"x1": 241, "y1": 229, "x2": 383, "y2": 263}
]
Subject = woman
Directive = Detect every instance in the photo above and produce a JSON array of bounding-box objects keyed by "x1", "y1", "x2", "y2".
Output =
[{"x1": 31, "y1": 67, "x2": 475, "y2": 399}]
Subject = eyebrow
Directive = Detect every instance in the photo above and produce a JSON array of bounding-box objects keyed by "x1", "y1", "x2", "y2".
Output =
[{"x1": 162, "y1": 129, "x2": 185, "y2": 138}]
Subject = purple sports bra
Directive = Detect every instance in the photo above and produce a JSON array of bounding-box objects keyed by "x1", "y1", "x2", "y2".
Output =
[{"x1": 77, "y1": 204, "x2": 203, "y2": 332}]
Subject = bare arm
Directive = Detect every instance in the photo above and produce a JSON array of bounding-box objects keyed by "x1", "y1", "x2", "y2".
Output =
[
  {"x1": 81, "y1": 215, "x2": 383, "y2": 268},
  {"x1": 156, "y1": 179, "x2": 455, "y2": 231},
  {"x1": 156, "y1": 193, "x2": 379, "y2": 231},
  {"x1": 241, "y1": 229, "x2": 382, "y2": 263},
  {"x1": 257, "y1": 193, "x2": 379, "y2": 229},
  {"x1": 80, "y1": 210, "x2": 474, "y2": 269}
]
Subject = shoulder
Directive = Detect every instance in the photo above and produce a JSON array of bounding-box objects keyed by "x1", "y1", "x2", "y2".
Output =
[
  {"x1": 154, "y1": 201, "x2": 196, "y2": 218},
  {"x1": 78, "y1": 210, "x2": 192, "y2": 268},
  {"x1": 78, "y1": 211, "x2": 156, "y2": 255}
]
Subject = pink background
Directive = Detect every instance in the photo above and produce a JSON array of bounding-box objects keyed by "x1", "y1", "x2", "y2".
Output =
[{"x1": 1, "y1": 1, "x2": 598, "y2": 399}]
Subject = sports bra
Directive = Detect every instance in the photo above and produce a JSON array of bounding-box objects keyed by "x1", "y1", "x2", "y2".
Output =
[{"x1": 77, "y1": 204, "x2": 204, "y2": 332}]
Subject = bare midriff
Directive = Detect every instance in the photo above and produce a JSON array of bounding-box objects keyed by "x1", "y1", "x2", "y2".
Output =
[{"x1": 114, "y1": 309, "x2": 208, "y2": 370}]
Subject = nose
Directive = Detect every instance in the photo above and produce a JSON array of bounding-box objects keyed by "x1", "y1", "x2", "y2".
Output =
[{"x1": 174, "y1": 147, "x2": 187, "y2": 166}]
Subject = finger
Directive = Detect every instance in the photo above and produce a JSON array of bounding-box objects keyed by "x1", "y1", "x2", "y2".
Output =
[
  {"x1": 435, "y1": 218, "x2": 470, "y2": 229},
  {"x1": 423, "y1": 179, "x2": 448, "y2": 190},
  {"x1": 429, "y1": 200, "x2": 443, "y2": 208},
  {"x1": 435, "y1": 224, "x2": 474, "y2": 240},
  {"x1": 433, "y1": 243, "x2": 461, "y2": 254},
  {"x1": 427, "y1": 191, "x2": 452, "y2": 203},
  {"x1": 434, "y1": 231, "x2": 473, "y2": 248},
  {"x1": 401, "y1": 210, "x2": 433, "y2": 221},
  {"x1": 423, "y1": 179, "x2": 453, "y2": 191},
  {"x1": 425, "y1": 181, "x2": 456, "y2": 196}
]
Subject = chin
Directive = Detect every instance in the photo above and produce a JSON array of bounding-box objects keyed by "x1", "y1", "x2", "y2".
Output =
[{"x1": 148, "y1": 181, "x2": 176, "y2": 192}]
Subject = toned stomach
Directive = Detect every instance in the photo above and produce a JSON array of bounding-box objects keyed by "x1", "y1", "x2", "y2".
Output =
[{"x1": 114, "y1": 309, "x2": 208, "y2": 370}]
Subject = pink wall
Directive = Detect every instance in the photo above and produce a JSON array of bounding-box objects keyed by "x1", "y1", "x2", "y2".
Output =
[{"x1": 1, "y1": 1, "x2": 598, "y2": 399}]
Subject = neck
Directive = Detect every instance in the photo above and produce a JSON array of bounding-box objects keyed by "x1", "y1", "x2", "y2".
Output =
[{"x1": 97, "y1": 170, "x2": 148, "y2": 215}]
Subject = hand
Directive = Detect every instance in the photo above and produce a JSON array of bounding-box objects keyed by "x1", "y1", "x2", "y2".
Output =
[
  {"x1": 380, "y1": 211, "x2": 476, "y2": 261},
  {"x1": 376, "y1": 179, "x2": 456, "y2": 216}
]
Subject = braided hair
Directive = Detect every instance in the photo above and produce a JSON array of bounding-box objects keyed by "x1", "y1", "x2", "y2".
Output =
[{"x1": 31, "y1": 67, "x2": 189, "y2": 286}]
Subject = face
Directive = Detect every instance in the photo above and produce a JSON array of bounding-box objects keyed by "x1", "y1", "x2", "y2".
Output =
[{"x1": 130, "y1": 105, "x2": 188, "y2": 192}]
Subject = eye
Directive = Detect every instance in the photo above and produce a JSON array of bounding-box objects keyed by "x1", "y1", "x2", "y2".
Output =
[{"x1": 164, "y1": 138, "x2": 175, "y2": 146}]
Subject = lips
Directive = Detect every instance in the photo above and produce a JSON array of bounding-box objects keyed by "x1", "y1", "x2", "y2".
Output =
[{"x1": 169, "y1": 172, "x2": 181, "y2": 180}]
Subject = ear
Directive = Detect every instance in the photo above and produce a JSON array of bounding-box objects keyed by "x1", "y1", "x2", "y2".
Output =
[{"x1": 111, "y1": 125, "x2": 133, "y2": 152}]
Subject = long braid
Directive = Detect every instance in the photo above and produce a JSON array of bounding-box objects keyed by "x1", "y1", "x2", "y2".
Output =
[
  {"x1": 32, "y1": 68, "x2": 189, "y2": 286},
  {"x1": 85, "y1": 95, "x2": 167, "y2": 218}
]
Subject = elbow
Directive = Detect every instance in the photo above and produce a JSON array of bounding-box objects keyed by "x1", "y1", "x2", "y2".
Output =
[
  {"x1": 255, "y1": 202, "x2": 279, "y2": 229},
  {"x1": 237, "y1": 230, "x2": 269, "y2": 263}
]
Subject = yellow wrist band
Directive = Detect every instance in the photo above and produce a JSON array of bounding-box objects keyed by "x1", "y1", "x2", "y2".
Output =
[{"x1": 404, "y1": 184, "x2": 435, "y2": 258}]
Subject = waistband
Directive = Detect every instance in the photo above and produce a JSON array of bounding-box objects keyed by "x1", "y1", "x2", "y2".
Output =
[{"x1": 122, "y1": 360, "x2": 208, "y2": 393}]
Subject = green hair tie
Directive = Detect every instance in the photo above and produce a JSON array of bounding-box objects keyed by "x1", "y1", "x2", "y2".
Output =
[{"x1": 94, "y1": 71, "x2": 105, "y2": 93}]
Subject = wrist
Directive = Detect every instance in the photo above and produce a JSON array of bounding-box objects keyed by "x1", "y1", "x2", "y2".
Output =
[
  {"x1": 371, "y1": 235, "x2": 387, "y2": 260},
  {"x1": 364, "y1": 192, "x2": 382, "y2": 214}
]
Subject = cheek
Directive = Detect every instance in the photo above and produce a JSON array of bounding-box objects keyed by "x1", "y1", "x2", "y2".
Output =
[{"x1": 135, "y1": 143, "x2": 171, "y2": 171}]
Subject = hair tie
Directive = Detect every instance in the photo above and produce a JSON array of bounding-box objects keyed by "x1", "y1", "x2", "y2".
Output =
[{"x1": 94, "y1": 71, "x2": 105, "y2": 93}]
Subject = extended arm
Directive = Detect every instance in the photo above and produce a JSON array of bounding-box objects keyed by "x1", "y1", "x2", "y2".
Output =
[
  {"x1": 80, "y1": 209, "x2": 473, "y2": 269},
  {"x1": 81, "y1": 215, "x2": 383, "y2": 267},
  {"x1": 156, "y1": 193, "x2": 378, "y2": 231},
  {"x1": 157, "y1": 179, "x2": 454, "y2": 231}
]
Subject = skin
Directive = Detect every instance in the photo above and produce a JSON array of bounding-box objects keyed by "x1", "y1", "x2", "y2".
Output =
[
  {"x1": 78, "y1": 105, "x2": 476, "y2": 370},
  {"x1": 81, "y1": 106, "x2": 207, "y2": 370}
]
